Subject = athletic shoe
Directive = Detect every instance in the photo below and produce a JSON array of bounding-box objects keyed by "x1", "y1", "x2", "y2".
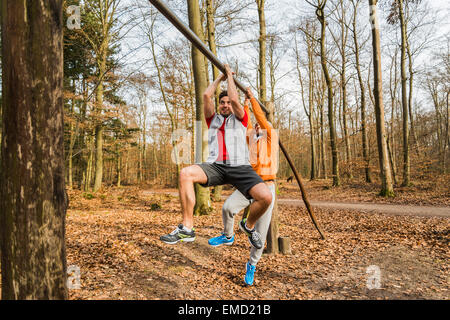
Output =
[
  {"x1": 208, "y1": 233, "x2": 235, "y2": 247},
  {"x1": 160, "y1": 224, "x2": 195, "y2": 244},
  {"x1": 244, "y1": 262, "x2": 256, "y2": 286},
  {"x1": 239, "y1": 218, "x2": 263, "y2": 249}
]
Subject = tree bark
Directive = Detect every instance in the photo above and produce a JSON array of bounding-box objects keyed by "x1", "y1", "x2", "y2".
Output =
[
  {"x1": 257, "y1": 0, "x2": 267, "y2": 103},
  {"x1": 1, "y1": 0, "x2": 68, "y2": 299},
  {"x1": 404, "y1": 14, "x2": 419, "y2": 157},
  {"x1": 316, "y1": 2, "x2": 340, "y2": 186},
  {"x1": 187, "y1": 0, "x2": 212, "y2": 215},
  {"x1": 389, "y1": 49, "x2": 399, "y2": 185},
  {"x1": 351, "y1": 0, "x2": 372, "y2": 183},
  {"x1": 206, "y1": 0, "x2": 223, "y2": 200},
  {"x1": 319, "y1": 88, "x2": 327, "y2": 179},
  {"x1": 398, "y1": 0, "x2": 410, "y2": 186},
  {"x1": 93, "y1": 47, "x2": 106, "y2": 191},
  {"x1": 278, "y1": 237, "x2": 292, "y2": 255},
  {"x1": 338, "y1": 0, "x2": 351, "y2": 173},
  {"x1": 369, "y1": 0, "x2": 395, "y2": 196},
  {"x1": 295, "y1": 32, "x2": 316, "y2": 180}
]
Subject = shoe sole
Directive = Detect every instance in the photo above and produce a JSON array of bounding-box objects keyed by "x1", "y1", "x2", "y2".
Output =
[
  {"x1": 239, "y1": 223, "x2": 263, "y2": 249},
  {"x1": 239, "y1": 221, "x2": 251, "y2": 236},
  {"x1": 161, "y1": 237, "x2": 195, "y2": 245},
  {"x1": 209, "y1": 241, "x2": 234, "y2": 247}
]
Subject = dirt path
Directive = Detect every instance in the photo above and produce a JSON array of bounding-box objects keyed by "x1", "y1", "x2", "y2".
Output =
[
  {"x1": 279, "y1": 199, "x2": 450, "y2": 218},
  {"x1": 142, "y1": 190, "x2": 450, "y2": 218}
]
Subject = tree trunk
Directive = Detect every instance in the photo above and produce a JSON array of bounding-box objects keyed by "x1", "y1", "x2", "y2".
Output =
[
  {"x1": 68, "y1": 92, "x2": 75, "y2": 189},
  {"x1": 319, "y1": 102, "x2": 327, "y2": 179},
  {"x1": 206, "y1": 0, "x2": 222, "y2": 200},
  {"x1": 1, "y1": 0, "x2": 68, "y2": 299},
  {"x1": 445, "y1": 92, "x2": 449, "y2": 173},
  {"x1": 317, "y1": 3, "x2": 340, "y2": 186},
  {"x1": 278, "y1": 237, "x2": 292, "y2": 255},
  {"x1": 339, "y1": 0, "x2": 351, "y2": 174},
  {"x1": 398, "y1": 0, "x2": 410, "y2": 186},
  {"x1": 187, "y1": 0, "x2": 212, "y2": 215},
  {"x1": 352, "y1": 0, "x2": 372, "y2": 183},
  {"x1": 93, "y1": 55, "x2": 106, "y2": 192},
  {"x1": 389, "y1": 48, "x2": 399, "y2": 185},
  {"x1": 257, "y1": 0, "x2": 267, "y2": 103},
  {"x1": 405, "y1": 27, "x2": 419, "y2": 157},
  {"x1": 85, "y1": 135, "x2": 94, "y2": 191},
  {"x1": 369, "y1": 0, "x2": 395, "y2": 196},
  {"x1": 116, "y1": 142, "x2": 121, "y2": 187},
  {"x1": 265, "y1": 195, "x2": 279, "y2": 254},
  {"x1": 295, "y1": 33, "x2": 316, "y2": 180},
  {"x1": 147, "y1": 11, "x2": 181, "y2": 183}
]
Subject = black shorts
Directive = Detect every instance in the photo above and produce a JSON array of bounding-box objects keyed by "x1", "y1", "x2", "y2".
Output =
[{"x1": 197, "y1": 163, "x2": 264, "y2": 200}]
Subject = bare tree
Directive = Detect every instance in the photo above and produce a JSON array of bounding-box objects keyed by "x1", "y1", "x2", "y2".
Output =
[
  {"x1": 295, "y1": 20, "x2": 318, "y2": 180},
  {"x1": 397, "y1": 0, "x2": 411, "y2": 186},
  {"x1": 350, "y1": 0, "x2": 372, "y2": 182},
  {"x1": 307, "y1": 0, "x2": 340, "y2": 186},
  {"x1": 368, "y1": 0, "x2": 395, "y2": 196}
]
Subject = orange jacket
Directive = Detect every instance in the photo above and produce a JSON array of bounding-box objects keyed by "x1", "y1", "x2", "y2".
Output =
[{"x1": 244, "y1": 98, "x2": 278, "y2": 181}]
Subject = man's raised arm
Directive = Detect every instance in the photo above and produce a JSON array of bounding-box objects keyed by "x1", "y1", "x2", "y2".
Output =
[
  {"x1": 245, "y1": 88, "x2": 272, "y2": 131},
  {"x1": 203, "y1": 73, "x2": 226, "y2": 120},
  {"x1": 224, "y1": 64, "x2": 245, "y2": 120}
]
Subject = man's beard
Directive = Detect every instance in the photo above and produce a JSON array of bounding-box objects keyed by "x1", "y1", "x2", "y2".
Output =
[{"x1": 220, "y1": 111, "x2": 231, "y2": 118}]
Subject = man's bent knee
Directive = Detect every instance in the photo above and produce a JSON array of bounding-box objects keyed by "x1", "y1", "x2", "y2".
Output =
[
  {"x1": 179, "y1": 167, "x2": 192, "y2": 183},
  {"x1": 222, "y1": 199, "x2": 235, "y2": 217},
  {"x1": 249, "y1": 183, "x2": 272, "y2": 205},
  {"x1": 179, "y1": 165, "x2": 207, "y2": 184},
  {"x1": 260, "y1": 189, "x2": 272, "y2": 207}
]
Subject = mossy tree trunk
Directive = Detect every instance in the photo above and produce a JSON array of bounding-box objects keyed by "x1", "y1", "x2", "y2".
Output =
[{"x1": 187, "y1": 0, "x2": 211, "y2": 215}]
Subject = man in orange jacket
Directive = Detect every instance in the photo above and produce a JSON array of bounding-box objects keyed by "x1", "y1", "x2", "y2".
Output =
[{"x1": 208, "y1": 87, "x2": 278, "y2": 286}]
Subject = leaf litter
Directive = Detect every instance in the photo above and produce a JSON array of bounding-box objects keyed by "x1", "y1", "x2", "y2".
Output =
[{"x1": 64, "y1": 186, "x2": 449, "y2": 300}]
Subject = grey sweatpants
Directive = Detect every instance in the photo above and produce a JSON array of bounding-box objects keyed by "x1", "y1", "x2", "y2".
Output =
[{"x1": 222, "y1": 183, "x2": 276, "y2": 266}]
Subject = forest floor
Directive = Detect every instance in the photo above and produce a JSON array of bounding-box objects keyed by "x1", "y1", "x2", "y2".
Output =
[
  {"x1": 1, "y1": 178, "x2": 448, "y2": 300},
  {"x1": 61, "y1": 177, "x2": 449, "y2": 300}
]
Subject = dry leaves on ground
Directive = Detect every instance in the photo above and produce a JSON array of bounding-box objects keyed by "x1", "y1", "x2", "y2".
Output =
[{"x1": 66, "y1": 186, "x2": 449, "y2": 300}]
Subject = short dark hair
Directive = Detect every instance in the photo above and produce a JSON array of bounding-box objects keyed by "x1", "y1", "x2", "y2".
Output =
[{"x1": 219, "y1": 91, "x2": 228, "y2": 101}]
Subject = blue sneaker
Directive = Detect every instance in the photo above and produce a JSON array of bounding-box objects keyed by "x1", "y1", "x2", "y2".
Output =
[
  {"x1": 208, "y1": 233, "x2": 235, "y2": 247},
  {"x1": 244, "y1": 262, "x2": 256, "y2": 286}
]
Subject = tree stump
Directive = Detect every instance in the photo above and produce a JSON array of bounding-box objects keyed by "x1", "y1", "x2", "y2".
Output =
[{"x1": 278, "y1": 237, "x2": 292, "y2": 255}]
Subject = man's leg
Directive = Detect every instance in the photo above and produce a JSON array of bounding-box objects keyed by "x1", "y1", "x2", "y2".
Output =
[
  {"x1": 161, "y1": 163, "x2": 225, "y2": 245},
  {"x1": 222, "y1": 190, "x2": 251, "y2": 237},
  {"x1": 249, "y1": 183, "x2": 276, "y2": 265},
  {"x1": 244, "y1": 183, "x2": 276, "y2": 285},
  {"x1": 245, "y1": 182, "x2": 273, "y2": 230},
  {"x1": 209, "y1": 189, "x2": 250, "y2": 247},
  {"x1": 178, "y1": 165, "x2": 208, "y2": 229}
]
